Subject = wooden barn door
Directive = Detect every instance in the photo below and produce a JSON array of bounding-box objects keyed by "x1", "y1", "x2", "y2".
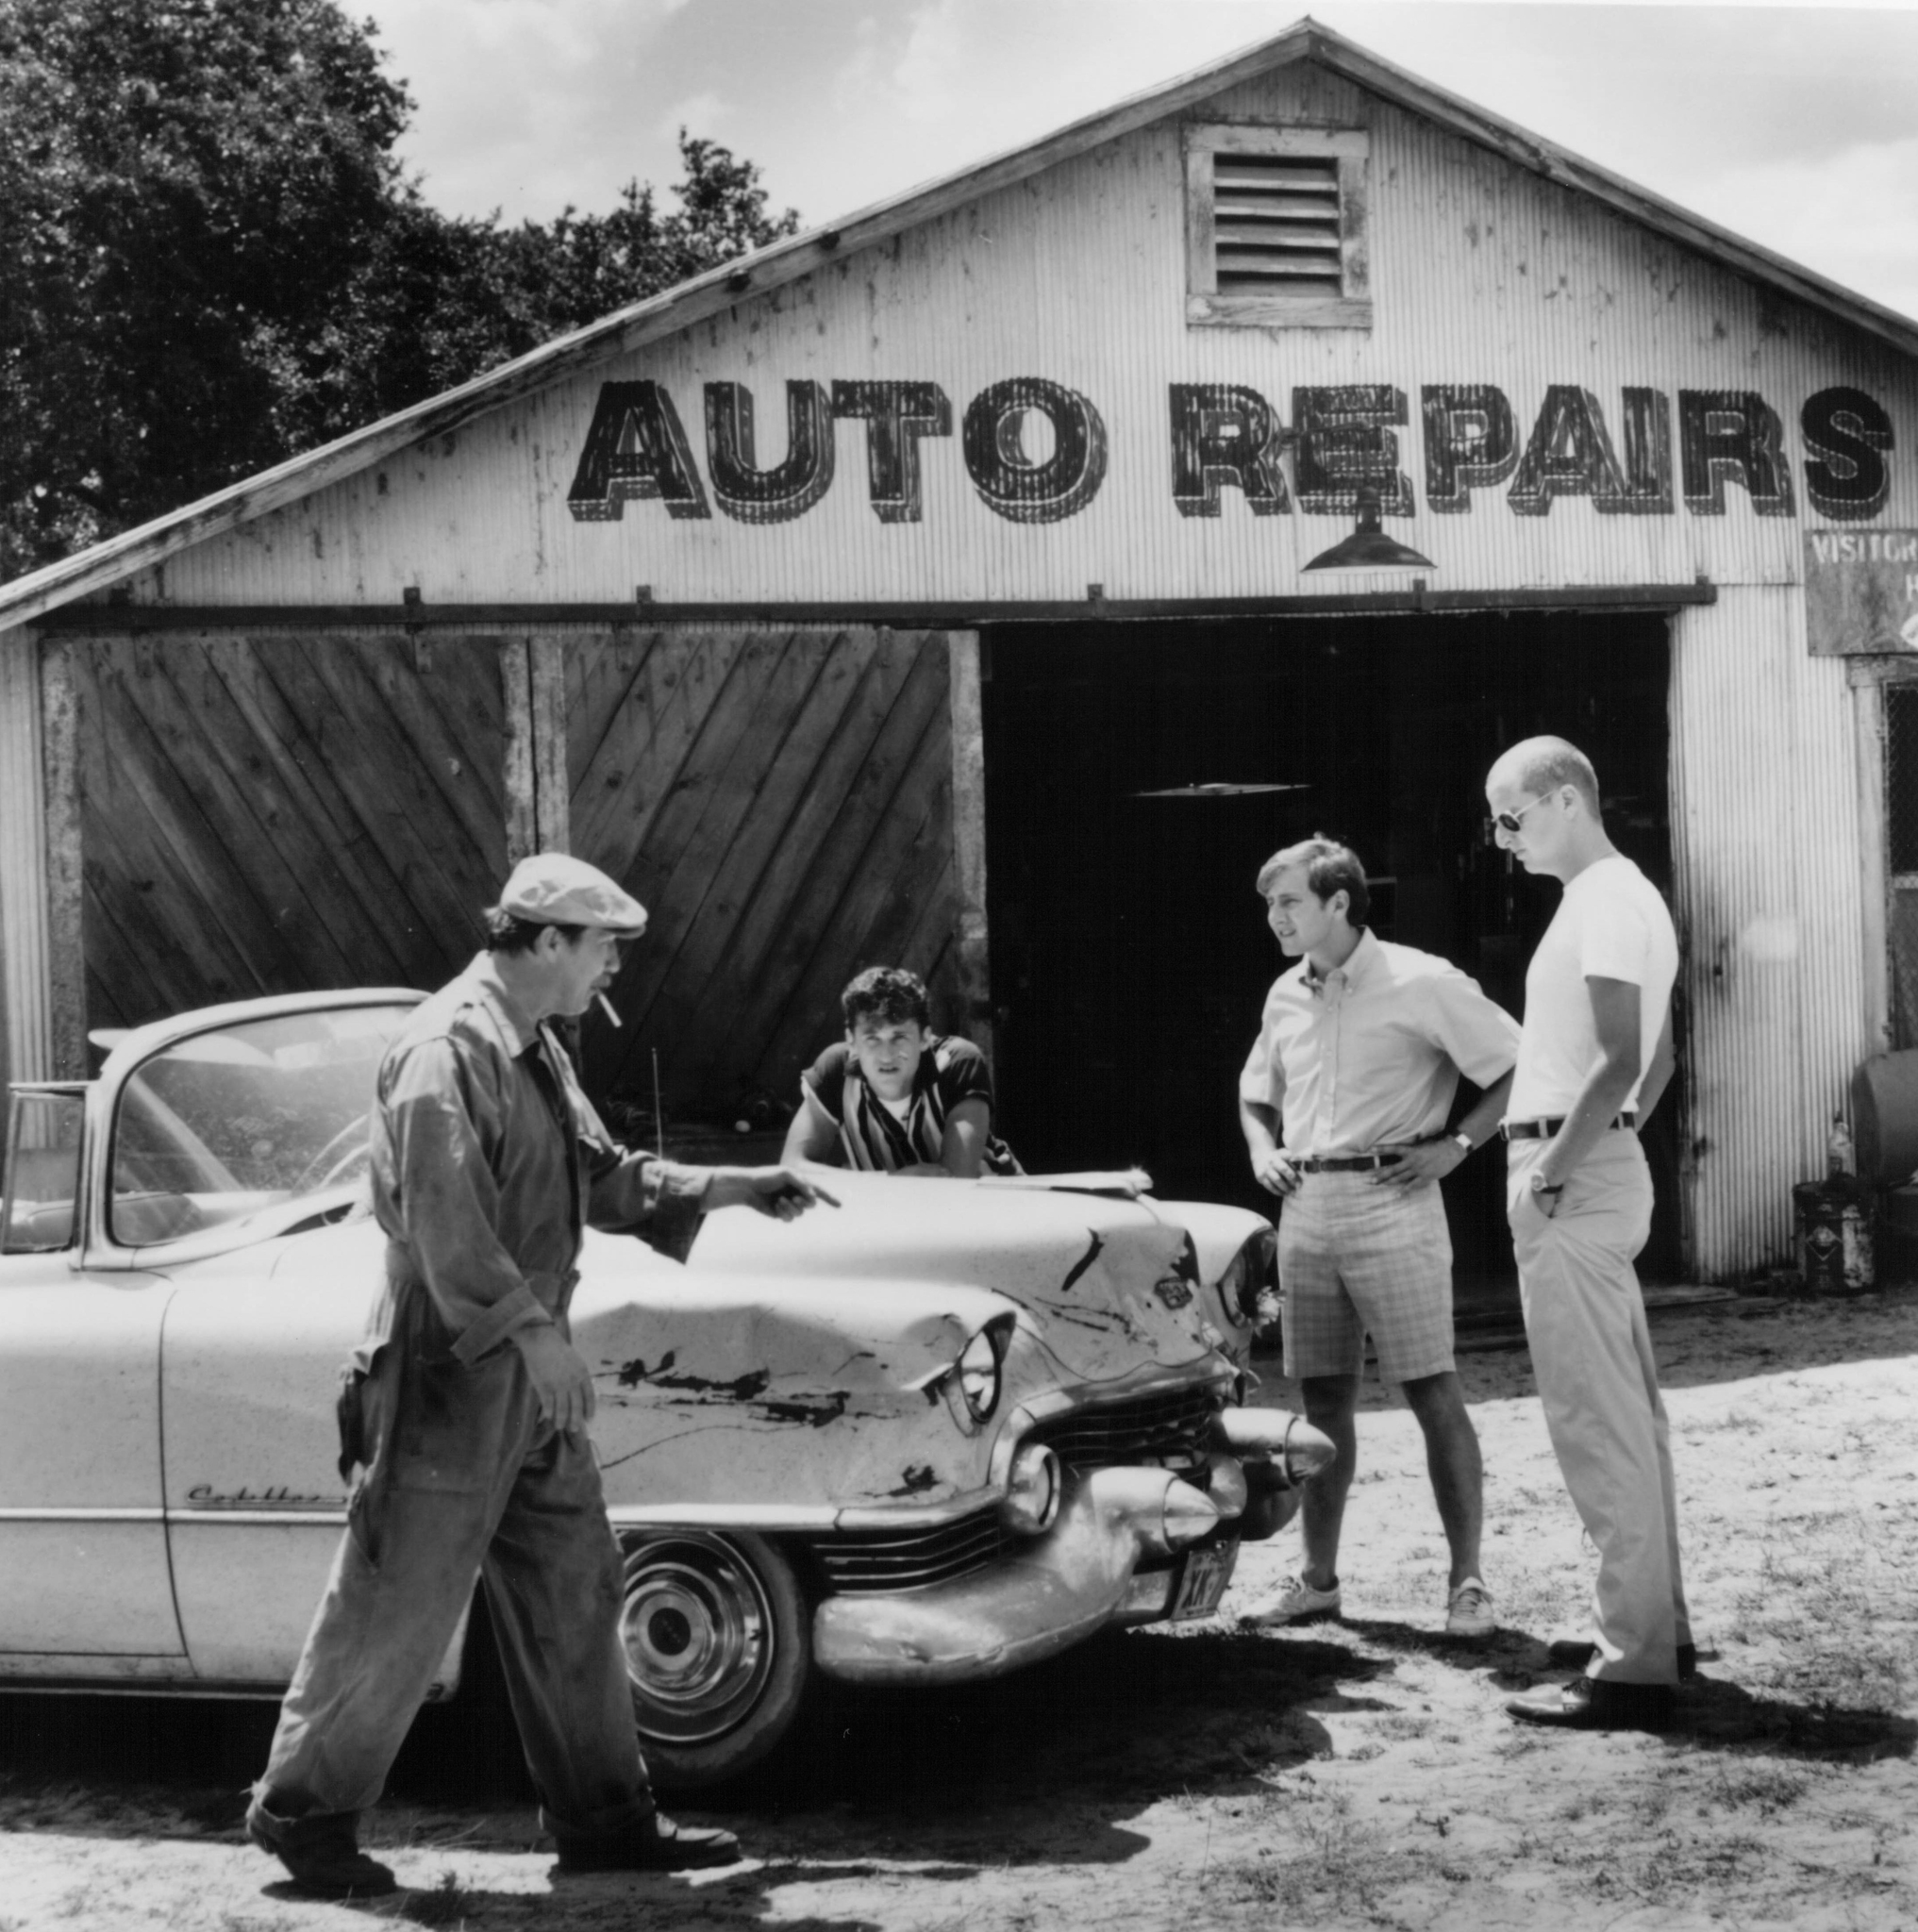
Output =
[
  {"x1": 51, "y1": 631, "x2": 510, "y2": 1035},
  {"x1": 562, "y1": 625, "x2": 972, "y2": 1124}
]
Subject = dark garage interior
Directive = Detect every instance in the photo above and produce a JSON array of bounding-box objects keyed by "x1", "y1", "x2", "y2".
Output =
[{"x1": 982, "y1": 609, "x2": 1683, "y2": 1307}]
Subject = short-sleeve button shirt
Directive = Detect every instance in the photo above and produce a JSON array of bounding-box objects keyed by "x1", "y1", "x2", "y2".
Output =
[{"x1": 1239, "y1": 929, "x2": 1522, "y2": 1157}]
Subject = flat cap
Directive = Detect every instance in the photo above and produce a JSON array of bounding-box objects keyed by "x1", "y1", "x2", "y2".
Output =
[{"x1": 497, "y1": 852, "x2": 648, "y2": 936}]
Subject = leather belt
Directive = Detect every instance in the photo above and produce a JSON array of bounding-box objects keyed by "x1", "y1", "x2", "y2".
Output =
[
  {"x1": 1293, "y1": 1152, "x2": 1405, "y2": 1173},
  {"x1": 1503, "y1": 1110, "x2": 1638, "y2": 1141}
]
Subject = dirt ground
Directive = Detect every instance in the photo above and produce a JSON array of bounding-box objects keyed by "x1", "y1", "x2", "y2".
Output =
[{"x1": 3, "y1": 1289, "x2": 1914, "y2": 1932}]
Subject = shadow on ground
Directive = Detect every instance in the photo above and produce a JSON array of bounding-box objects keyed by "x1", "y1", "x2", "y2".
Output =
[
  {"x1": 0, "y1": 1624, "x2": 1388, "y2": 1853},
  {"x1": 1342, "y1": 1615, "x2": 1918, "y2": 1763}
]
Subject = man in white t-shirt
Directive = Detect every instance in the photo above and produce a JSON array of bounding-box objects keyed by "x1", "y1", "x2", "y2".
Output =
[{"x1": 1485, "y1": 737, "x2": 1692, "y2": 1734}]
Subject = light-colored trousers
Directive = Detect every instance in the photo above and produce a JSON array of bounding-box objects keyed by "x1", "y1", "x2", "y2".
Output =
[{"x1": 1508, "y1": 1132, "x2": 1692, "y2": 1686}]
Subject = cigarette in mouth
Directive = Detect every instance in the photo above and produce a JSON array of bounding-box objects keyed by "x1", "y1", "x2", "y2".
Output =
[{"x1": 595, "y1": 992, "x2": 622, "y2": 1027}]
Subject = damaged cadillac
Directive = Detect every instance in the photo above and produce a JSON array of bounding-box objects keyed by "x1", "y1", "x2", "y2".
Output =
[{"x1": 0, "y1": 990, "x2": 1331, "y2": 1787}]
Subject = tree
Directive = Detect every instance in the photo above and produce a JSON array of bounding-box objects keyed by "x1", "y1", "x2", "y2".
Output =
[
  {"x1": 274, "y1": 135, "x2": 801, "y2": 458},
  {"x1": 0, "y1": 1, "x2": 798, "y2": 581}
]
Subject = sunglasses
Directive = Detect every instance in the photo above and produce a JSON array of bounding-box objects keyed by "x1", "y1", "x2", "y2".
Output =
[{"x1": 1487, "y1": 793, "x2": 1552, "y2": 837}]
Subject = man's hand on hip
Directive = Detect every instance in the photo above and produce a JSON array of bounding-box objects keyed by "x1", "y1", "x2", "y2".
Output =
[
  {"x1": 1374, "y1": 1139, "x2": 1467, "y2": 1189},
  {"x1": 704, "y1": 1166, "x2": 841, "y2": 1221},
  {"x1": 1252, "y1": 1149, "x2": 1302, "y2": 1198},
  {"x1": 511, "y1": 1324, "x2": 596, "y2": 1435}
]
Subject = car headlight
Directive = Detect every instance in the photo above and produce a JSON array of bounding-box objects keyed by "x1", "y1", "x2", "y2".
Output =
[
  {"x1": 1000, "y1": 1441, "x2": 1061, "y2": 1534},
  {"x1": 1218, "y1": 1228, "x2": 1276, "y2": 1326},
  {"x1": 958, "y1": 1325, "x2": 1003, "y2": 1422}
]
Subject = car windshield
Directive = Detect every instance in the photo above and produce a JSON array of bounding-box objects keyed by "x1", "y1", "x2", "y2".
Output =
[{"x1": 108, "y1": 1004, "x2": 414, "y2": 1247}]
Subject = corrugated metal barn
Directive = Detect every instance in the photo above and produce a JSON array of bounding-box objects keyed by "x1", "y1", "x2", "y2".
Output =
[{"x1": 5, "y1": 20, "x2": 1917, "y2": 1288}]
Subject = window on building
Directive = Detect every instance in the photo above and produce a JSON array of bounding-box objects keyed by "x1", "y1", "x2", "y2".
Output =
[
  {"x1": 1886, "y1": 684, "x2": 1918, "y2": 1046},
  {"x1": 1182, "y1": 125, "x2": 1371, "y2": 329}
]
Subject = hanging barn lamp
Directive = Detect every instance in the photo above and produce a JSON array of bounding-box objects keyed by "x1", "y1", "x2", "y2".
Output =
[{"x1": 1301, "y1": 485, "x2": 1436, "y2": 574}]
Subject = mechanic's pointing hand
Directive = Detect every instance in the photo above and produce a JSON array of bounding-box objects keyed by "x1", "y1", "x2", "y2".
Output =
[{"x1": 705, "y1": 1166, "x2": 841, "y2": 1221}]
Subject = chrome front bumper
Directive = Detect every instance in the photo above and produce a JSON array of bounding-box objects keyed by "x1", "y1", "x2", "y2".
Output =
[
  {"x1": 809, "y1": 1407, "x2": 1335, "y2": 1687},
  {"x1": 812, "y1": 1465, "x2": 1220, "y2": 1686}
]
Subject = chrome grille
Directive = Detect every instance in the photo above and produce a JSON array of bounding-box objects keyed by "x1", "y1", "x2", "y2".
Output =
[
  {"x1": 809, "y1": 1508, "x2": 1009, "y2": 1593},
  {"x1": 1029, "y1": 1385, "x2": 1220, "y2": 1475}
]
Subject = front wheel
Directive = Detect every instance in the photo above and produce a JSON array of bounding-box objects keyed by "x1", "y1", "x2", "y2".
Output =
[{"x1": 616, "y1": 1529, "x2": 811, "y2": 1790}]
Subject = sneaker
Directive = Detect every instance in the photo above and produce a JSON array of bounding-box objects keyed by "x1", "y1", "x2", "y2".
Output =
[
  {"x1": 553, "y1": 1810, "x2": 742, "y2": 1874},
  {"x1": 1238, "y1": 1574, "x2": 1342, "y2": 1627},
  {"x1": 245, "y1": 1794, "x2": 397, "y2": 1898},
  {"x1": 1445, "y1": 1577, "x2": 1496, "y2": 1640}
]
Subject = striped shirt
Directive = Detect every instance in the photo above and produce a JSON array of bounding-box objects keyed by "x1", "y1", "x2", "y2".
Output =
[{"x1": 800, "y1": 1034, "x2": 1020, "y2": 1174}]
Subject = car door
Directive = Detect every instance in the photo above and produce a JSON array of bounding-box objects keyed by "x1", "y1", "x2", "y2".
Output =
[
  {"x1": 158, "y1": 1227, "x2": 369, "y2": 1685},
  {"x1": 0, "y1": 1087, "x2": 188, "y2": 1676}
]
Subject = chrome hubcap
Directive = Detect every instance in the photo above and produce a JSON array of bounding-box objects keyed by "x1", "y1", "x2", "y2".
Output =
[{"x1": 618, "y1": 1533, "x2": 775, "y2": 1744}]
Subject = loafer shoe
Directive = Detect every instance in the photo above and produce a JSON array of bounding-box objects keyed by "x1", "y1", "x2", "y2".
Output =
[
  {"x1": 1547, "y1": 1639, "x2": 1697, "y2": 1681},
  {"x1": 245, "y1": 1796, "x2": 397, "y2": 1897},
  {"x1": 1237, "y1": 1574, "x2": 1342, "y2": 1628},
  {"x1": 1444, "y1": 1577, "x2": 1495, "y2": 1640},
  {"x1": 554, "y1": 1810, "x2": 742, "y2": 1874},
  {"x1": 1507, "y1": 1677, "x2": 1675, "y2": 1734}
]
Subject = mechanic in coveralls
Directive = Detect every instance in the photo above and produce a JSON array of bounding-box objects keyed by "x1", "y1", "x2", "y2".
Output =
[{"x1": 247, "y1": 854, "x2": 835, "y2": 1896}]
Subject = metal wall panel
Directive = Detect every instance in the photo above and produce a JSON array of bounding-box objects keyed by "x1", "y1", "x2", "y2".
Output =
[
  {"x1": 1670, "y1": 588, "x2": 1872, "y2": 1276},
  {"x1": 0, "y1": 632, "x2": 52, "y2": 1101},
  {"x1": 149, "y1": 63, "x2": 1918, "y2": 611}
]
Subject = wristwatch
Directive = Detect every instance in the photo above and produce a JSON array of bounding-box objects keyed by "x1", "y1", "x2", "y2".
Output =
[
  {"x1": 1529, "y1": 1170, "x2": 1564, "y2": 1196},
  {"x1": 1448, "y1": 1131, "x2": 1474, "y2": 1157}
]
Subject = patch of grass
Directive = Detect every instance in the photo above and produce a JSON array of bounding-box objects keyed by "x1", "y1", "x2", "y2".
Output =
[
  {"x1": 401, "y1": 1871, "x2": 476, "y2": 1926},
  {"x1": 1548, "y1": 1824, "x2": 1784, "y2": 1909},
  {"x1": 1703, "y1": 1762, "x2": 1810, "y2": 1816},
  {"x1": 1700, "y1": 1407, "x2": 1766, "y2": 1433},
  {"x1": 1202, "y1": 1789, "x2": 1430, "y2": 1921},
  {"x1": 1729, "y1": 1510, "x2": 1918, "y2": 1713},
  {"x1": 1365, "y1": 1714, "x2": 1434, "y2": 1742}
]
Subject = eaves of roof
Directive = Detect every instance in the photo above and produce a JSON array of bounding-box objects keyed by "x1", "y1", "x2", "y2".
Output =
[{"x1": 5, "y1": 15, "x2": 1914, "y2": 636}]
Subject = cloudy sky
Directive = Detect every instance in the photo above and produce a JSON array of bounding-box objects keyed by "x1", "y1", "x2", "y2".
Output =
[{"x1": 352, "y1": 0, "x2": 1918, "y2": 320}]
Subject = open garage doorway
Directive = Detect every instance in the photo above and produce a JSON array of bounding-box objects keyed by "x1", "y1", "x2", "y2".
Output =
[{"x1": 981, "y1": 611, "x2": 1682, "y2": 1309}]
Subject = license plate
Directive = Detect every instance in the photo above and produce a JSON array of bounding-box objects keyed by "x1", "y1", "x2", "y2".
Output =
[{"x1": 1169, "y1": 1538, "x2": 1240, "y2": 1620}]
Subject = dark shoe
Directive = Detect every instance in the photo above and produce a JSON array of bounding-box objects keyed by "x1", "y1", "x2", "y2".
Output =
[
  {"x1": 1507, "y1": 1677, "x2": 1675, "y2": 1734},
  {"x1": 1548, "y1": 1639, "x2": 1698, "y2": 1681},
  {"x1": 245, "y1": 1794, "x2": 397, "y2": 1897},
  {"x1": 554, "y1": 1810, "x2": 742, "y2": 1874}
]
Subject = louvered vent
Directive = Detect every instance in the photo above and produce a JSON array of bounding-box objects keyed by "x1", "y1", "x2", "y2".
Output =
[{"x1": 1211, "y1": 153, "x2": 1344, "y2": 299}]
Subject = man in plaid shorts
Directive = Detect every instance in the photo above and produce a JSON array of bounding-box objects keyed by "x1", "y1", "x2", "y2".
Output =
[{"x1": 1233, "y1": 838, "x2": 1521, "y2": 1639}]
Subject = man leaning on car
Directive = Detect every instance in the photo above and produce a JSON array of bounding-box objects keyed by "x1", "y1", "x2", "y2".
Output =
[{"x1": 246, "y1": 853, "x2": 834, "y2": 1898}]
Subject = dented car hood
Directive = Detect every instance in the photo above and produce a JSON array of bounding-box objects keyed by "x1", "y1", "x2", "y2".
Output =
[
  {"x1": 570, "y1": 1172, "x2": 1237, "y2": 1522},
  {"x1": 678, "y1": 1172, "x2": 1228, "y2": 1381},
  {"x1": 239, "y1": 1174, "x2": 1243, "y2": 1524}
]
